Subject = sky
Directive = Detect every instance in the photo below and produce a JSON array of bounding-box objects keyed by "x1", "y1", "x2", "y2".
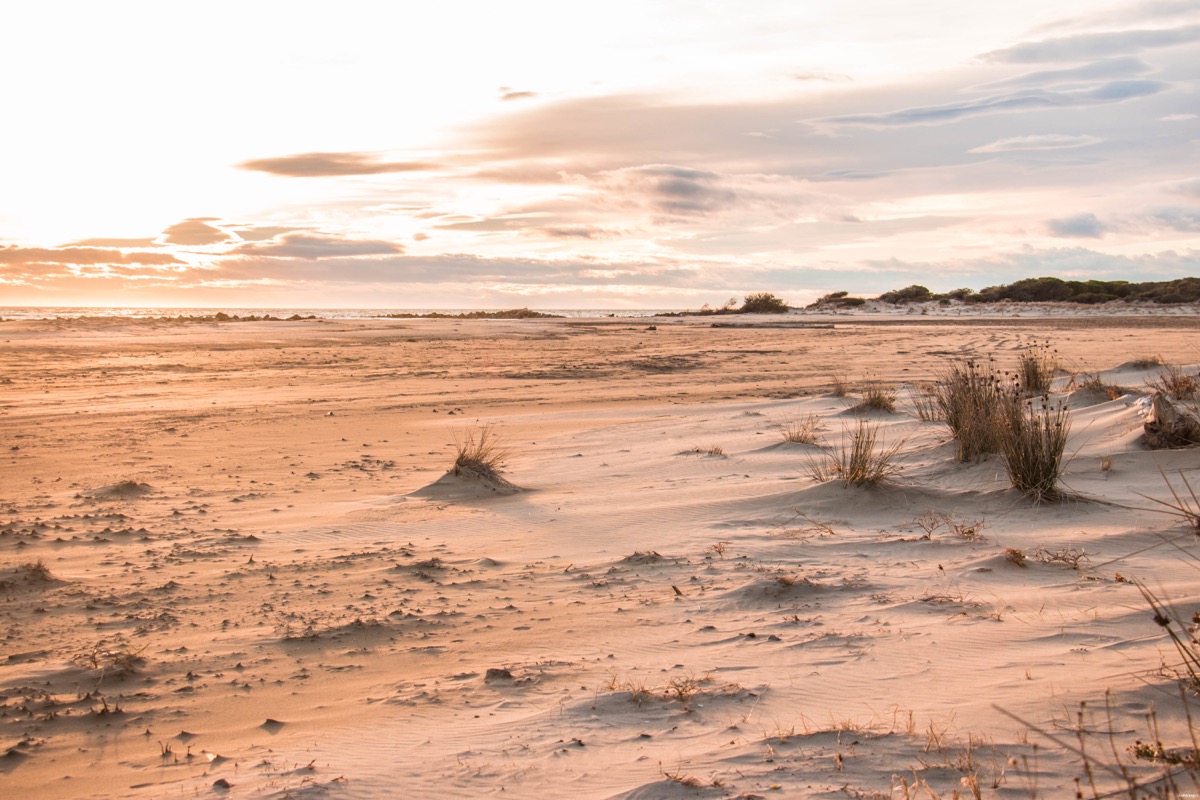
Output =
[{"x1": 1, "y1": 0, "x2": 1198, "y2": 309}]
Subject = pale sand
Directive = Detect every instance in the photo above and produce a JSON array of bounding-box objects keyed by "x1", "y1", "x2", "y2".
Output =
[{"x1": 2, "y1": 311, "x2": 1200, "y2": 798}]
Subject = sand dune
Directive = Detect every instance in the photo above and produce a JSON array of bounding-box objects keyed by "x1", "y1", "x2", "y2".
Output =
[{"x1": 2, "y1": 311, "x2": 1199, "y2": 798}]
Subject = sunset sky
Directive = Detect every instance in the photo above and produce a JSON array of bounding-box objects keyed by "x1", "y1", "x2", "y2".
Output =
[{"x1": 2, "y1": 1, "x2": 1198, "y2": 309}]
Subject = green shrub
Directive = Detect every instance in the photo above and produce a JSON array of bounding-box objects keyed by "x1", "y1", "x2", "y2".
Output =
[{"x1": 740, "y1": 292, "x2": 790, "y2": 314}]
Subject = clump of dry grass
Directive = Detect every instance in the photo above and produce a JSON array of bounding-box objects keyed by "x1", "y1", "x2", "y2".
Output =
[
  {"x1": 807, "y1": 420, "x2": 904, "y2": 488},
  {"x1": 936, "y1": 358, "x2": 1015, "y2": 461},
  {"x1": 852, "y1": 381, "x2": 897, "y2": 413},
  {"x1": 778, "y1": 414, "x2": 820, "y2": 444},
  {"x1": 934, "y1": 357, "x2": 1073, "y2": 499},
  {"x1": 908, "y1": 383, "x2": 943, "y2": 422},
  {"x1": 1147, "y1": 363, "x2": 1200, "y2": 401},
  {"x1": 830, "y1": 373, "x2": 850, "y2": 398},
  {"x1": 19, "y1": 559, "x2": 53, "y2": 582},
  {"x1": 678, "y1": 445, "x2": 725, "y2": 456},
  {"x1": 1073, "y1": 372, "x2": 1130, "y2": 401},
  {"x1": 1017, "y1": 340, "x2": 1059, "y2": 395},
  {"x1": 452, "y1": 423, "x2": 511, "y2": 480},
  {"x1": 1000, "y1": 395, "x2": 1072, "y2": 501}
]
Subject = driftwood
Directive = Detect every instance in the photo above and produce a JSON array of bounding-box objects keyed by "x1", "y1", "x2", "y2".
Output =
[{"x1": 1144, "y1": 392, "x2": 1200, "y2": 448}]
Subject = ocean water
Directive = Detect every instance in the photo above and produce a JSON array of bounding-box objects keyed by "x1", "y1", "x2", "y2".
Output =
[{"x1": 0, "y1": 306, "x2": 669, "y2": 321}]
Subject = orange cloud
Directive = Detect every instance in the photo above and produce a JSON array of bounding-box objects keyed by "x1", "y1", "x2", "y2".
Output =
[
  {"x1": 0, "y1": 246, "x2": 184, "y2": 267},
  {"x1": 238, "y1": 152, "x2": 440, "y2": 177}
]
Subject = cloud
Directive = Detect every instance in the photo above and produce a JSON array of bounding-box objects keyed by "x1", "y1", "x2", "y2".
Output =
[
  {"x1": 580, "y1": 164, "x2": 739, "y2": 218},
  {"x1": 1151, "y1": 207, "x2": 1200, "y2": 232},
  {"x1": 981, "y1": 23, "x2": 1200, "y2": 64},
  {"x1": 969, "y1": 134, "x2": 1103, "y2": 153},
  {"x1": 213, "y1": 252, "x2": 710, "y2": 289},
  {"x1": 0, "y1": 245, "x2": 184, "y2": 267},
  {"x1": 792, "y1": 71, "x2": 853, "y2": 83},
  {"x1": 976, "y1": 56, "x2": 1152, "y2": 90},
  {"x1": 229, "y1": 225, "x2": 307, "y2": 242},
  {"x1": 539, "y1": 226, "x2": 623, "y2": 239},
  {"x1": 68, "y1": 237, "x2": 161, "y2": 248},
  {"x1": 433, "y1": 217, "x2": 537, "y2": 233},
  {"x1": 822, "y1": 80, "x2": 1168, "y2": 127},
  {"x1": 1171, "y1": 179, "x2": 1200, "y2": 199},
  {"x1": 162, "y1": 218, "x2": 232, "y2": 246},
  {"x1": 230, "y1": 233, "x2": 404, "y2": 260},
  {"x1": 500, "y1": 90, "x2": 538, "y2": 101},
  {"x1": 238, "y1": 152, "x2": 439, "y2": 177},
  {"x1": 1047, "y1": 212, "x2": 1107, "y2": 238}
]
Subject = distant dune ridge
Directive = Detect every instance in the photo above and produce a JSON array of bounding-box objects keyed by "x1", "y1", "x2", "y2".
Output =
[{"x1": 1, "y1": 307, "x2": 1200, "y2": 798}]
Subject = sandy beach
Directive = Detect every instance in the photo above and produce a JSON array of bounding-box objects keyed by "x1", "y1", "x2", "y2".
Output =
[{"x1": 3, "y1": 309, "x2": 1200, "y2": 799}]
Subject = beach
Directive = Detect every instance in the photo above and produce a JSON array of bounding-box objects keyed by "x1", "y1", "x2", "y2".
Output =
[{"x1": 3, "y1": 309, "x2": 1200, "y2": 799}]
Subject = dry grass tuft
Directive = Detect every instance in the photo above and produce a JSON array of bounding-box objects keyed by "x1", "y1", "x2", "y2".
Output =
[
  {"x1": 452, "y1": 423, "x2": 511, "y2": 480},
  {"x1": 852, "y1": 381, "x2": 897, "y2": 413},
  {"x1": 1000, "y1": 396, "x2": 1072, "y2": 501},
  {"x1": 678, "y1": 445, "x2": 725, "y2": 456},
  {"x1": 907, "y1": 384, "x2": 943, "y2": 422},
  {"x1": 1017, "y1": 340, "x2": 1059, "y2": 395},
  {"x1": 19, "y1": 559, "x2": 53, "y2": 582},
  {"x1": 778, "y1": 414, "x2": 821, "y2": 444},
  {"x1": 936, "y1": 358, "x2": 1014, "y2": 461},
  {"x1": 807, "y1": 420, "x2": 904, "y2": 488},
  {"x1": 1147, "y1": 363, "x2": 1200, "y2": 401}
]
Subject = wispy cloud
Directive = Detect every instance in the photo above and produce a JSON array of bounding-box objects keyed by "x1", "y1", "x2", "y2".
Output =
[
  {"x1": 239, "y1": 152, "x2": 439, "y2": 177},
  {"x1": 1151, "y1": 207, "x2": 1200, "y2": 232},
  {"x1": 976, "y1": 56, "x2": 1152, "y2": 90},
  {"x1": 981, "y1": 23, "x2": 1200, "y2": 63},
  {"x1": 0, "y1": 246, "x2": 184, "y2": 267},
  {"x1": 230, "y1": 233, "x2": 404, "y2": 259},
  {"x1": 969, "y1": 134, "x2": 1103, "y2": 153},
  {"x1": 822, "y1": 80, "x2": 1168, "y2": 127},
  {"x1": 499, "y1": 89, "x2": 538, "y2": 102}
]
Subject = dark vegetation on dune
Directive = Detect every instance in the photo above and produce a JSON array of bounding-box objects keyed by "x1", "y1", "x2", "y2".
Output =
[
  {"x1": 875, "y1": 277, "x2": 1200, "y2": 306},
  {"x1": 380, "y1": 308, "x2": 563, "y2": 319}
]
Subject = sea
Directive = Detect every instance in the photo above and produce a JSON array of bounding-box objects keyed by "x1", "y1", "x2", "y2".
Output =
[{"x1": 0, "y1": 306, "x2": 669, "y2": 321}]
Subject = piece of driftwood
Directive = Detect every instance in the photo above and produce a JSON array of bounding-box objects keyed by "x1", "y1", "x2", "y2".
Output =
[{"x1": 1144, "y1": 392, "x2": 1200, "y2": 448}]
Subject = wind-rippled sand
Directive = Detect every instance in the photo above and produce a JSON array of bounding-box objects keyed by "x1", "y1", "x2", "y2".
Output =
[{"x1": 2, "y1": 311, "x2": 1199, "y2": 798}]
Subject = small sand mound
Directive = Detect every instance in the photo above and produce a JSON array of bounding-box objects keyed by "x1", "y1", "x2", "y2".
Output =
[
  {"x1": 81, "y1": 481, "x2": 154, "y2": 500},
  {"x1": 618, "y1": 551, "x2": 668, "y2": 566},
  {"x1": 723, "y1": 576, "x2": 823, "y2": 604},
  {"x1": 410, "y1": 470, "x2": 523, "y2": 500}
]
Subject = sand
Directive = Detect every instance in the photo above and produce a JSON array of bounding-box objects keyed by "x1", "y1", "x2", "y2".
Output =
[{"x1": 2, "y1": 309, "x2": 1200, "y2": 799}]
